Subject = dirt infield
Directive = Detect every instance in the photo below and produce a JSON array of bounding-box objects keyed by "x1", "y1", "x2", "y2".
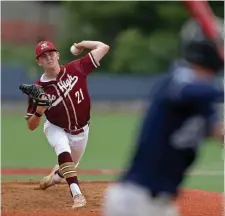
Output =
[{"x1": 2, "y1": 181, "x2": 223, "y2": 216}]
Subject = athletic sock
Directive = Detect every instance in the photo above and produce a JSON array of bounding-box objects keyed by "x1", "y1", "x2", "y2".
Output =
[{"x1": 58, "y1": 152, "x2": 82, "y2": 197}]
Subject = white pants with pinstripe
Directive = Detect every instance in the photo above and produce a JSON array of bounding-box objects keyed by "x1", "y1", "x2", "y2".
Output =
[{"x1": 43, "y1": 120, "x2": 89, "y2": 167}]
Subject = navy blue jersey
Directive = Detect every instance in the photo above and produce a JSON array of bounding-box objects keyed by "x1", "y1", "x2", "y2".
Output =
[{"x1": 123, "y1": 60, "x2": 223, "y2": 197}]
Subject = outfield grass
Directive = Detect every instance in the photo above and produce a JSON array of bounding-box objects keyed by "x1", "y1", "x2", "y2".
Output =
[
  {"x1": 2, "y1": 113, "x2": 139, "y2": 168},
  {"x1": 2, "y1": 113, "x2": 224, "y2": 191}
]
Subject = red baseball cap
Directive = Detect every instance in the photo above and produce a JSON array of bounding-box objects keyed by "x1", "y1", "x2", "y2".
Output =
[{"x1": 35, "y1": 41, "x2": 57, "y2": 58}]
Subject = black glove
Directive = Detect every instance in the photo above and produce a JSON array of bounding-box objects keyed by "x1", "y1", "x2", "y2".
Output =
[{"x1": 19, "y1": 84, "x2": 52, "y2": 107}]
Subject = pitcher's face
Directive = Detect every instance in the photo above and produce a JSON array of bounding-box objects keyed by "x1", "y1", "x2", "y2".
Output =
[{"x1": 36, "y1": 51, "x2": 60, "y2": 69}]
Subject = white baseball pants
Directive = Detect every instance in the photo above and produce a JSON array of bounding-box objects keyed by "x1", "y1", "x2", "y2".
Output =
[
  {"x1": 103, "y1": 182, "x2": 179, "y2": 216},
  {"x1": 43, "y1": 120, "x2": 89, "y2": 166}
]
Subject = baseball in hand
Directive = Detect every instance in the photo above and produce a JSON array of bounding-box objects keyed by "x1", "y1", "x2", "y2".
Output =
[{"x1": 70, "y1": 43, "x2": 83, "y2": 56}]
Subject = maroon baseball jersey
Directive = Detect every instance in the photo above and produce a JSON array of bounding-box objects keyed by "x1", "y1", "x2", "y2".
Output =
[{"x1": 26, "y1": 52, "x2": 98, "y2": 130}]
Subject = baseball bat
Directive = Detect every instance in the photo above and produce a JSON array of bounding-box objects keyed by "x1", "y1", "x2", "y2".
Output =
[{"x1": 182, "y1": 0, "x2": 223, "y2": 59}]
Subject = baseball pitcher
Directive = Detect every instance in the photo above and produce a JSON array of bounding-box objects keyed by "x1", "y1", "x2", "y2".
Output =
[
  {"x1": 103, "y1": 18, "x2": 224, "y2": 216},
  {"x1": 20, "y1": 40, "x2": 109, "y2": 209}
]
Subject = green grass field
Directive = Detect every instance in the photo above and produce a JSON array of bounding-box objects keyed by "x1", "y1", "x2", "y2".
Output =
[{"x1": 2, "y1": 112, "x2": 224, "y2": 192}]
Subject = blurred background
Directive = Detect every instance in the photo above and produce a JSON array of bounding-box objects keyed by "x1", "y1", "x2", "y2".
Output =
[{"x1": 1, "y1": 1, "x2": 224, "y2": 192}]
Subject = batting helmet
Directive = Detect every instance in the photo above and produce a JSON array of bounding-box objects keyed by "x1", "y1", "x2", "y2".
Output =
[{"x1": 180, "y1": 17, "x2": 224, "y2": 72}]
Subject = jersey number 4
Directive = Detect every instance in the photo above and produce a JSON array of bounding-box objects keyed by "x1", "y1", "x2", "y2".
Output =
[{"x1": 75, "y1": 88, "x2": 84, "y2": 104}]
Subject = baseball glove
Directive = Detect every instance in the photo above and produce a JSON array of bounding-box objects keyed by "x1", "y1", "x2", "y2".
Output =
[{"x1": 19, "y1": 84, "x2": 52, "y2": 107}]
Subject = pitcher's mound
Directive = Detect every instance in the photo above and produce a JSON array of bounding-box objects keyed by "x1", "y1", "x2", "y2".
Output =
[{"x1": 2, "y1": 181, "x2": 223, "y2": 216}]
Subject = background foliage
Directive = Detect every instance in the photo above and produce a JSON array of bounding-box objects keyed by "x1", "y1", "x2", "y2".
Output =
[
  {"x1": 60, "y1": 1, "x2": 224, "y2": 74},
  {"x1": 2, "y1": 1, "x2": 224, "y2": 75}
]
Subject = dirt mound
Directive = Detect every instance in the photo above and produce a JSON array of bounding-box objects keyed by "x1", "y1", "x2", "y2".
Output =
[
  {"x1": 177, "y1": 189, "x2": 223, "y2": 216},
  {"x1": 2, "y1": 181, "x2": 223, "y2": 216}
]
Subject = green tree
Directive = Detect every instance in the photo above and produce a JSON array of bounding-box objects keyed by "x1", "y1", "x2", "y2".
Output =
[{"x1": 61, "y1": 1, "x2": 224, "y2": 74}]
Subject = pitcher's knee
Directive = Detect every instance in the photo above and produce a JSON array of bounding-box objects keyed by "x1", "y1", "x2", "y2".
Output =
[{"x1": 55, "y1": 146, "x2": 71, "y2": 156}]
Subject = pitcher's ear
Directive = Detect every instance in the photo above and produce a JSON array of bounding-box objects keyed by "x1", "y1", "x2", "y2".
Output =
[{"x1": 36, "y1": 59, "x2": 41, "y2": 66}]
